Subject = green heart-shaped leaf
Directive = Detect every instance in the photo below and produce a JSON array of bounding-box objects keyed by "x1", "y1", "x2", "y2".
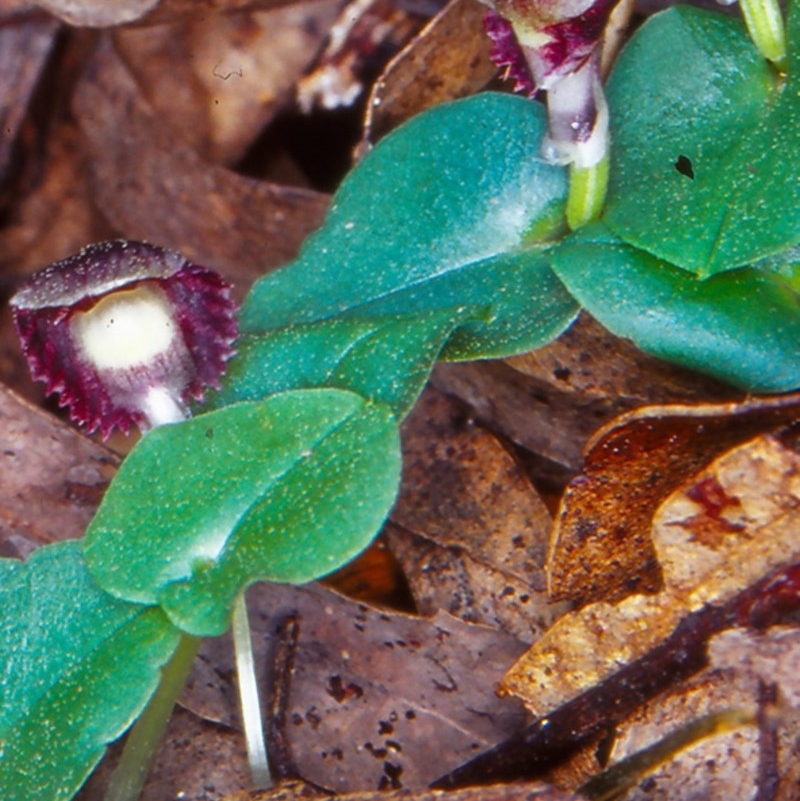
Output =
[
  {"x1": 85, "y1": 389, "x2": 401, "y2": 636},
  {"x1": 0, "y1": 541, "x2": 178, "y2": 801},
  {"x1": 603, "y1": 4, "x2": 800, "y2": 277},
  {"x1": 239, "y1": 93, "x2": 577, "y2": 362},
  {"x1": 549, "y1": 224, "x2": 800, "y2": 391}
]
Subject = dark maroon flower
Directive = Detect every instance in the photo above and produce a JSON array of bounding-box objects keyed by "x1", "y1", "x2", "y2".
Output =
[
  {"x1": 482, "y1": 0, "x2": 615, "y2": 167},
  {"x1": 11, "y1": 240, "x2": 237, "y2": 438}
]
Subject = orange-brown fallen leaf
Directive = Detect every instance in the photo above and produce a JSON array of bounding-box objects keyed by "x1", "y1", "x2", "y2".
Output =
[
  {"x1": 548, "y1": 392, "x2": 800, "y2": 606},
  {"x1": 503, "y1": 433, "x2": 800, "y2": 717}
]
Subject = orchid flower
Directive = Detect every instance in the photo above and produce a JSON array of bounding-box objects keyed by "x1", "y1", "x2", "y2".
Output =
[
  {"x1": 11, "y1": 241, "x2": 274, "y2": 797},
  {"x1": 481, "y1": 0, "x2": 616, "y2": 228},
  {"x1": 11, "y1": 240, "x2": 237, "y2": 438},
  {"x1": 484, "y1": 0, "x2": 615, "y2": 170}
]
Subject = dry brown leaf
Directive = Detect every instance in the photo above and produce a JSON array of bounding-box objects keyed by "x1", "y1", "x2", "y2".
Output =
[
  {"x1": 502, "y1": 434, "x2": 800, "y2": 717},
  {"x1": 241, "y1": 781, "x2": 588, "y2": 801},
  {"x1": 385, "y1": 387, "x2": 568, "y2": 642},
  {"x1": 549, "y1": 392, "x2": 800, "y2": 606},
  {"x1": 30, "y1": 0, "x2": 160, "y2": 26},
  {"x1": 433, "y1": 560, "x2": 800, "y2": 791},
  {"x1": 710, "y1": 626, "x2": 800, "y2": 710},
  {"x1": 564, "y1": 628, "x2": 800, "y2": 801},
  {"x1": 594, "y1": 672, "x2": 761, "y2": 801},
  {"x1": 29, "y1": 0, "x2": 311, "y2": 26},
  {"x1": 0, "y1": 383, "x2": 118, "y2": 559},
  {"x1": 708, "y1": 627, "x2": 800, "y2": 801},
  {"x1": 431, "y1": 314, "x2": 741, "y2": 474},
  {"x1": 0, "y1": 118, "x2": 103, "y2": 279},
  {"x1": 361, "y1": 0, "x2": 495, "y2": 146},
  {"x1": 114, "y1": 1, "x2": 338, "y2": 165},
  {"x1": 72, "y1": 34, "x2": 329, "y2": 294},
  {"x1": 0, "y1": 10, "x2": 60, "y2": 185},
  {"x1": 137, "y1": 0, "x2": 315, "y2": 26},
  {"x1": 180, "y1": 581, "x2": 529, "y2": 793}
]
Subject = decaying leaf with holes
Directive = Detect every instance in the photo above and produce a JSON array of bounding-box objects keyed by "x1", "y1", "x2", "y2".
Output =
[{"x1": 385, "y1": 387, "x2": 567, "y2": 643}]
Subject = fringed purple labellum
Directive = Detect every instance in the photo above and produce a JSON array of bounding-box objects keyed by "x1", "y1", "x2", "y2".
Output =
[
  {"x1": 484, "y1": 12, "x2": 537, "y2": 96},
  {"x1": 485, "y1": 0, "x2": 615, "y2": 93},
  {"x1": 11, "y1": 240, "x2": 238, "y2": 438}
]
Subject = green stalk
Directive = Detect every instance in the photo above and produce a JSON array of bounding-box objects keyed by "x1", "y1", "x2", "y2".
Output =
[
  {"x1": 578, "y1": 708, "x2": 755, "y2": 801},
  {"x1": 566, "y1": 153, "x2": 610, "y2": 231},
  {"x1": 740, "y1": 0, "x2": 787, "y2": 68},
  {"x1": 104, "y1": 632, "x2": 201, "y2": 801},
  {"x1": 232, "y1": 592, "x2": 272, "y2": 790}
]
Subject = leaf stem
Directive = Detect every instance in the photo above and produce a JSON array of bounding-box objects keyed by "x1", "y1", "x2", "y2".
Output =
[
  {"x1": 104, "y1": 632, "x2": 201, "y2": 801},
  {"x1": 566, "y1": 153, "x2": 609, "y2": 231},
  {"x1": 232, "y1": 591, "x2": 272, "y2": 790},
  {"x1": 739, "y1": 0, "x2": 787, "y2": 68}
]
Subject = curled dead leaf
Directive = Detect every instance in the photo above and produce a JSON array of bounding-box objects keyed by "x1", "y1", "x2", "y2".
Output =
[{"x1": 361, "y1": 0, "x2": 496, "y2": 146}]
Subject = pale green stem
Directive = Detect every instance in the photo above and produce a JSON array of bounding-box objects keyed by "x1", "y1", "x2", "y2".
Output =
[
  {"x1": 104, "y1": 633, "x2": 201, "y2": 801},
  {"x1": 578, "y1": 708, "x2": 755, "y2": 801},
  {"x1": 566, "y1": 153, "x2": 610, "y2": 231},
  {"x1": 740, "y1": 0, "x2": 787, "y2": 68},
  {"x1": 232, "y1": 591, "x2": 272, "y2": 790}
]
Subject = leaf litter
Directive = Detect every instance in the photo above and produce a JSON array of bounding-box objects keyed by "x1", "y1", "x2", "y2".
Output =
[{"x1": 2, "y1": 0, "x2": 800, "y2": 799}]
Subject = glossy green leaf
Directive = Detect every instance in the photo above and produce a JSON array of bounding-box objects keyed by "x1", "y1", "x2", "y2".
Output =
[
  {"x1": 549, "y1": 224, "x2": 800, "y2": 392},
  {"x1": 85, "y1": 389, "x2": 401, "y2": 636},
  {"x1": 239, "y1": 92, "x2": 578, "y2": 362},
  {"x1": 603, "y1": 4, "x2": 800, "y2": 277},
  {"x1": 205, "y1": 309, "x2": 469, "y2": 418},
  {"x1": 0, "y1": 541, "x2": 178, "y2": 801}
]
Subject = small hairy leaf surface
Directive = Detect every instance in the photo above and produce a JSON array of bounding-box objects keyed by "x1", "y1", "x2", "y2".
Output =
[
  {"x1": 549, "y1": 224, "x2": 800, "y2": 392},
  {"x1": 85, "y1": 389, "x2": 401, "y2": 636},
  {"x1": 604, "y1": 4, "x2": 800, "y2": 277},
  {"x1": 0, "y1": 541, "x2": 179, "y2": 801},
  {"x1": 239, "y1": 93, "x2": 577, "y2": 364}
]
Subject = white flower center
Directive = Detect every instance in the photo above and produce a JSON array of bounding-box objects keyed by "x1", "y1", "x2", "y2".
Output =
[{"x1": 73, "y1": 285, "x2": 178, "y2": 371}]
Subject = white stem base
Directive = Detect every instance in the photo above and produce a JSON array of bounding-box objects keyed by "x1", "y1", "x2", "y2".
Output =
[{"x1": 232, "y1": 592, "x2": 272, "y2": 791}]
